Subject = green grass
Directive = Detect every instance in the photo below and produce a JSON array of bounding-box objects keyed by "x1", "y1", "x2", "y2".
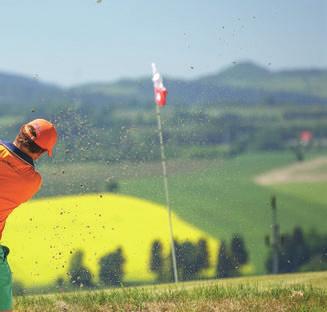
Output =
[
  {"x1": 37, "y1": 151, "x2": 327, "y2": 274},
  {"x1": 119, "y1": 152, "x2": 327, "y2": 273},
  {"x1": 0, "y1": 115, "x2": 24, "y2": 128},
  {"x1": 14, "y1": 271, "x2": 327, "y2": 312},
  {"x1": 37, "y1": 159, "x2": 213, "y2": 197},
  {"x1": 270, "y1": 182, "x2": 327, "y2": 206}
]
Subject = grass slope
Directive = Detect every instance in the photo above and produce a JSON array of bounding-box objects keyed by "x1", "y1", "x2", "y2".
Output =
[
  {"x1": 14, "y1": 271, "x2": 327, "y2": 312},
  {"x1": 270, "y1": 181, "x2": 327, "y2": 207},
  {"x1": 36, "y1": 152, "x2": 327, "y2": 275},
  {"x1": 119, "y1": 152, "x2": 327, "y2": 274}
]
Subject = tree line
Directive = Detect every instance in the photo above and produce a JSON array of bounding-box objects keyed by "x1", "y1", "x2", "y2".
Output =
[
  {"x1": 265, "y1": 226, "x2": 327, "y2": 273},
  {"x1": 4, "y1": 103, "x2": 327, "y2": 166},
  {"x1": 62, "y1": 234, "x2": 250, "y2": 289},
  {"x1": 64, "y1": 226, "x2": 327, "y2": 290}
]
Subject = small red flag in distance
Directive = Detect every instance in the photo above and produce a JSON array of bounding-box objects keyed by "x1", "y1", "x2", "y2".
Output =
[
  {"x1": 152, "y1": 63, "x2": 168, "y2": 107},
  {"x1": 300, "y1": 130, "x2": 313, "y2": 144}
]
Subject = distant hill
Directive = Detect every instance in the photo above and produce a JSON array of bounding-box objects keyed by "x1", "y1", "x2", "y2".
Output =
[
  {"x1": 201, "y1": 62, "x2": 327, "y2": 98},
  {"x1": 0, "y1": 62, "x2": 327, "y2": 113},
  {"x1": 71, "y1": 62, "x2": 327, "y2": 107},
  {"x1": 0, "y1": 72, "x2": 67, "y2": 114}
]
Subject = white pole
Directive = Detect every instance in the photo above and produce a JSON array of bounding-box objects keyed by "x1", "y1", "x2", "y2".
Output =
[{"x1": 155, "y1": 104, "x2": 179, "y2": 283}]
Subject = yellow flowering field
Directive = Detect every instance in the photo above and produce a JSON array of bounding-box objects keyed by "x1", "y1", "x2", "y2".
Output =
[{"x1": 2, "y1": 194, "x2": 219, "y2": 287}]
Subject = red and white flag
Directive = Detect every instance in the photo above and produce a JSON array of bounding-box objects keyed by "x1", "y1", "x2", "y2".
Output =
[
  {"x1": 152, "y1": 63, "x2": 168, "y2": 107},
  {"x1": 300, "y1": 130, "x2": 313, "y2": 144}
]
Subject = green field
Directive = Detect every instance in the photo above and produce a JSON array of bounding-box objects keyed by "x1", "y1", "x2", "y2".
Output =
[
  {"x1": 14, "y1": 271, "x2": 327, "y2": 311},
  {"x1": 37, "y1": 151, "x2": 327, "y2": 274},
  {"x1": 119, "y1": 152, "x2": 327, "y2": 274},
  {"x1": 270, "y1": 182, "x2": 327, "y2": 207}
]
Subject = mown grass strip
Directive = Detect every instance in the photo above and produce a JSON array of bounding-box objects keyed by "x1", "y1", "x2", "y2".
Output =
[{"x1": 15, "y1": 283, "x2": 327, "y2": 312}]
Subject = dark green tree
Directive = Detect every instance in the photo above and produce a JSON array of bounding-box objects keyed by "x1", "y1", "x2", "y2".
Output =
[
  {"x1": 179, "y1": 241, "x2": 198, "y2": 280},
  {"x1": 292, "y1": 227, "x2": 310, "y2": 269},
  {"x1": 216, "y1": 241, "x2": 236, "y2": 278},
  {"x1": 105, "y1": 178, "x2": 119, "y2": 193},
  {"x1": 150, "y1": 240, "x2": 164, "y2": 281},
  {"x1": 266, "y1": 226, "x2": 310, "y2": 273},
  {"x1": 99, "y1": 247, "x2": 125, "y2": 286},
  {"x1": 231, "y1": 233, "x2": 248, "y2": 267},
  {"x1": 300, "y1": 229, "x2": 327, "y2": 271},
  {"x1": 68, "y1": 250, "x2": 93, "y2": 288},
  {"x1": 196, "y1": 239, "x2": 209, "y2": 271},
  {"x1": 306, "y1": 229, "x2": 327, "y2": 262},
  {"x1": 169, "y1": 240, "x2": 209, "y2": 281}
]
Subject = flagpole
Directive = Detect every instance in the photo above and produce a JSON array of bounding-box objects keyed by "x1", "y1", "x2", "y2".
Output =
[{"x1": 155, "y1": 103, "x2": 179, "y2": 283}]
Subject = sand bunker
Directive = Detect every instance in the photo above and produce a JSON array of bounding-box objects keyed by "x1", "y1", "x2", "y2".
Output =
[{"x1": 255, "y1": 157, "x2": 327, "y2": 185}]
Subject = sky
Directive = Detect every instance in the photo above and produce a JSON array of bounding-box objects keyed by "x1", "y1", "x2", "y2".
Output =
[{"x1": 0, "y1": 0, "x2": 326, "y2": 86}]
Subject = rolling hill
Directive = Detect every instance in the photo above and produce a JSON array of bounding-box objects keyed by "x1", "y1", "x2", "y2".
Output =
[
  {"x1": 1, "y1": 62, "x2": 327, "y2": 115},
  {"x1": 71, "y1": 62, "x2": 327, "y2": 107},
  {"x1": 2, "y1": 194, "x2": 218, "y2": 287},
  {"x1": 36, "y1": 151, "x2": 327, "y2": 275}
]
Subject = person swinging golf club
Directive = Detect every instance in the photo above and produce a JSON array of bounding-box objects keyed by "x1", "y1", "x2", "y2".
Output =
[{"x1": 0, "y1": 119, "x2": 57, "y2": 312}]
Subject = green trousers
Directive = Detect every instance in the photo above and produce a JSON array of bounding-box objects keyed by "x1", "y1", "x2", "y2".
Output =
[{"x1": 0, "y1": 246, "x2": 12, "y2": 311}]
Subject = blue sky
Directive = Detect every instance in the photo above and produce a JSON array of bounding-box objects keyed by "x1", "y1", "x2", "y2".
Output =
[{"x1": 0, "y1": 0, "x2": 326, "y2": 86}]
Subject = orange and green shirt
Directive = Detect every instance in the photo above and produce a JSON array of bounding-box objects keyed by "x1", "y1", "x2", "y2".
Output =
[{"x1": 0, "y1": 141, "x2": 41, "y2": 239}]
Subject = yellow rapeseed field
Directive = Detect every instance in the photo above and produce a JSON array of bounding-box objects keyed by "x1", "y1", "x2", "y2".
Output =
[{"x1": 2, "y1": 194, "x2": 219, "y2": 287}]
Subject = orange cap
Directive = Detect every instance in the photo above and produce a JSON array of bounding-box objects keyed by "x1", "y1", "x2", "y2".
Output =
[{"x1": 24, "y1": 119, "x2": 57, "y2": 156}]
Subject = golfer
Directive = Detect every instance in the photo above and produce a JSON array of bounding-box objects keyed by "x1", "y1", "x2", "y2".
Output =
[{"x1": 0, "y1": 119, "x2": 57, "y2": 312}]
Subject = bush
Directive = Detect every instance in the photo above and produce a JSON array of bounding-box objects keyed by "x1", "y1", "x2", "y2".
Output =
[
  {"x1": 99, "y1": 247, "x2": 125, "y2": 286},
  {"x1": 68, "y1": 250, "x2": 93, "y2": 288}
]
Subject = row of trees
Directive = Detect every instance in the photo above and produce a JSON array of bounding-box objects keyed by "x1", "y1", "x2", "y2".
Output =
[
  {"x1": 265, "y1": 226, "x2": 327, "y2": 273},
  {"x1": 217, "y1": 234, "x2": 249, "y2": 278},
  {"x1": 150, "y1": 239, "x2": 210, "y2": 281},
  {"x1": 65, "y1": 234, "x2": 250, "y2": 288},
  {"x1": 62, "y1": 226, "x2": 326, "y2": 289},
  {"x1": 150, "y1": 235, "x2": 249, "y2": 282},
  {"x1": 67, "y1": 247, "x2": 125, "y2": 288},
  {"x1": 6, "y1": 103, "x2": 327, "y2": 167}
]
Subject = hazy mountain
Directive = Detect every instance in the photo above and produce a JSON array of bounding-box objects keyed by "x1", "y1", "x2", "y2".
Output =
[
  {"x1": 71, "y1": 62, "x2": 327, "y2": 107},
  {"x1": 202, "y1": 62, "x2": 327, "y2": 98},
  {"x1": 0, "y1": 72, "x2": 70, "y2": 116},
  {"x1": 0, "y1": 62, "x2": 327, "y2": 113}
]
